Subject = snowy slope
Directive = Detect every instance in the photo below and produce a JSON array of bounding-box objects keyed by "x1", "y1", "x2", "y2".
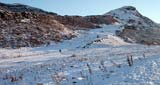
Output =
[
  {"x1": 105, "y1": 6, "x2": 158, "y2": 28},
  {"x1": 1, "y1": 25, "x2": 160, "y2": 85}
]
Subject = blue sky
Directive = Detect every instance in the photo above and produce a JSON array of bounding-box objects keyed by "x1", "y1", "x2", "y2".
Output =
[{"x1": 0, "y1": 0, "x2": 159, "y2": 23}]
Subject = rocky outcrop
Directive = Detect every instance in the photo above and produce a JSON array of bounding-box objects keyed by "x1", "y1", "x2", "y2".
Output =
[
  {"x1": 117, "y1": 25, "x2": 160, "y2": 45},
  {"x1": 0, "y1": 10, "x2": 75, "y2": 48},
  {"x1": 54, "y1": 15, "x2": 118, "y2": 29},
  {"x1": 85, "y1": 15, "x2": 118, "y2": 25},
  {"x1": 54, "y1": 15, "x2": 101, "y2": 29}
]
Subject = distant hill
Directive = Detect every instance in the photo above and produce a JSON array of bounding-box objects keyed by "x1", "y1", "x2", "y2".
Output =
[{"x1": 105, "y1": 6, "x2": 159, "y2": 28}]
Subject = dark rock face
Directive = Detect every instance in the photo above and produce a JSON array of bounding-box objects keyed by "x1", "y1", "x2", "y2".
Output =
[
  {"x1": 54, "y1": 15, "x2": 100, "y2": 29},
  {"x1": 85, "y1": 15, "x2": 118, "y2": 25},
  {"x1": 54, "y1": 15, "x2": 118, "y2": 29},
  {"x1": 117, "y1": 25, "x2": 160, "y2": 45}
]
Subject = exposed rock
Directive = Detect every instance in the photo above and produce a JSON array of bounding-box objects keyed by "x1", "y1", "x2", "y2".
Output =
[
  {"x1": 0, "y1": 10, "x2": 75, "y2": 48},
  {"x1": 54, "y1": 15, "x2": 100, "y2": 29},
  {"x1": 117, "y1": 25, "x2": 160, "y2": 45},
  {"x1": 85, "y1": 15, "x2": 119, "y2": 25}
]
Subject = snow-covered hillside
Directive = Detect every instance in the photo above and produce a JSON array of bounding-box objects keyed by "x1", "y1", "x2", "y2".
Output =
[
  {"x1": 105, "y1": 6, "x2": 159, "y2": 28},
  {"x1": 1, "y1": 25, "x2": 160, "y2": 85},
  {"x1": 1, "y1": 3, "x2": 159, "y2": 48},
  {"x1": 1, "y1": 2, "x2": 160, "y2": 85}
]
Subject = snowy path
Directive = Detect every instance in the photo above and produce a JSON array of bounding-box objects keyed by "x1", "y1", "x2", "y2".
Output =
[{"x1": 1, "y1": 25, "x2": 160, "y2": 85}]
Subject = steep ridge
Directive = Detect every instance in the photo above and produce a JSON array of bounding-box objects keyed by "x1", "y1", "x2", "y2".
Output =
[
  {"x1": 0, "y1": 2, "x2": 57, "y2": 15},
  {"x1": 106, "y1": 6, "x2": 160, "y2": 45},
  {"x1": 105, "y1": 6, "x2": 159, "y2": 28}
]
